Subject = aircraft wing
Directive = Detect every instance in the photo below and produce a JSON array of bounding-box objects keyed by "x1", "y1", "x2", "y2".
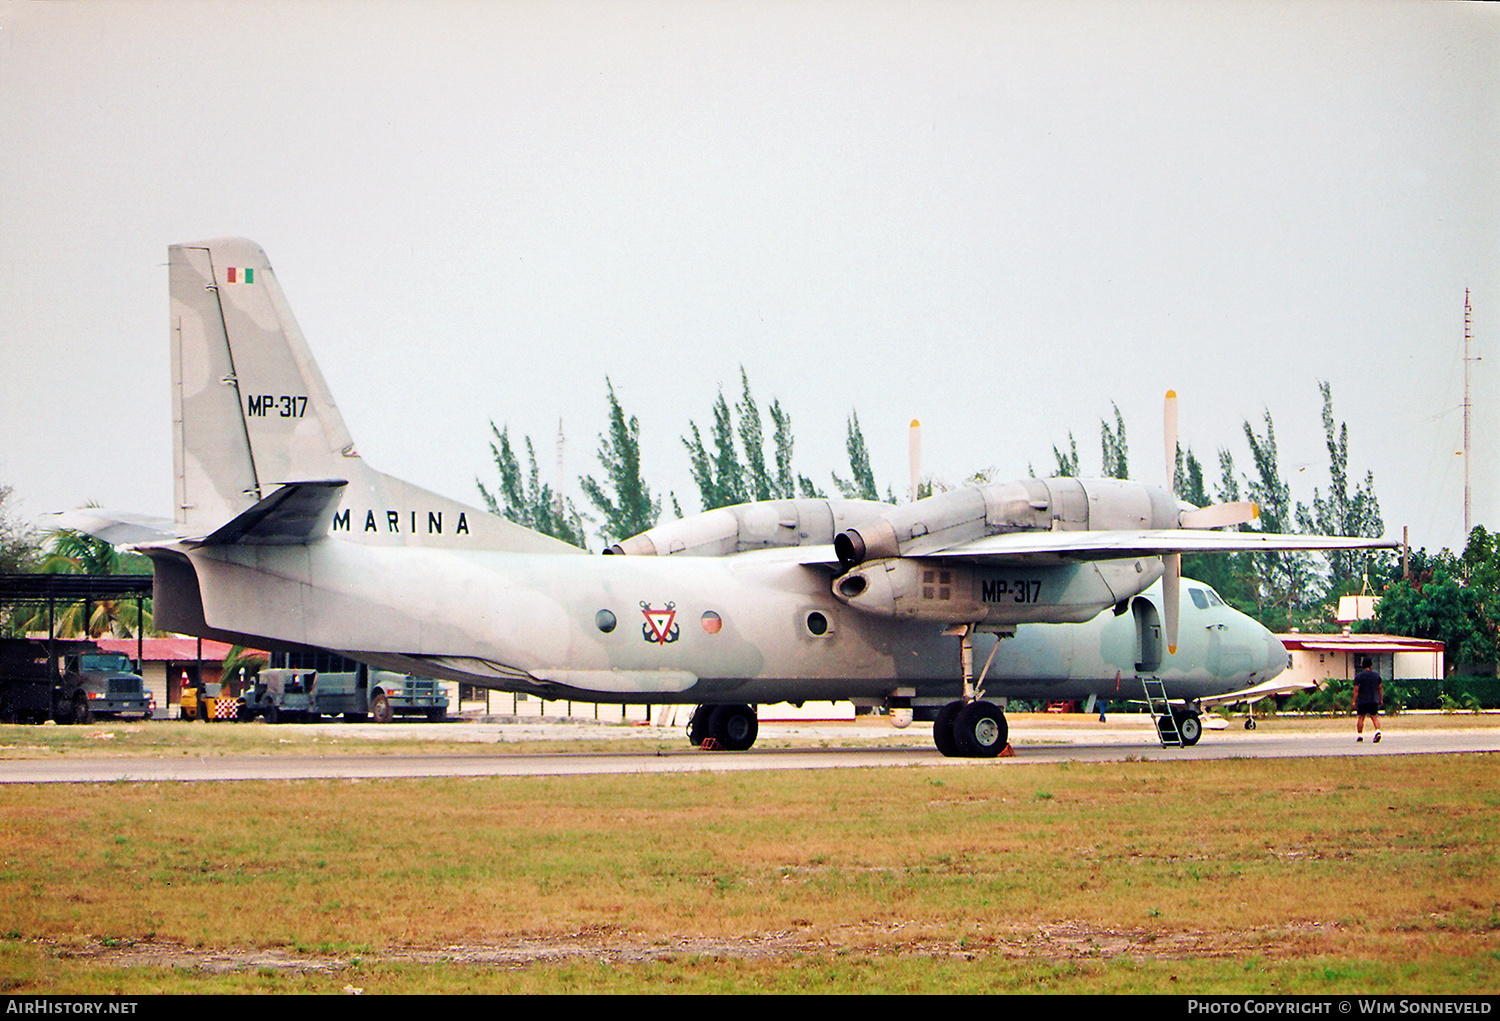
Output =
[
  {"x1": 769, "y1": 529, "x2": 1395, "y2": 567},
  {"x1": 901, "y1": 529, "x2": 1396, "y2": 565}
]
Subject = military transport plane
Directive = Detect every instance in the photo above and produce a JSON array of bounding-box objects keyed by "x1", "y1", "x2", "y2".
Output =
[{"x1": 128, "y1": 238, "x2": 1391, "y2": 758}]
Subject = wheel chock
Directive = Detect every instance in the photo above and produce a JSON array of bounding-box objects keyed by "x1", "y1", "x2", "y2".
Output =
[
  {"x1": 699, "y1": 737, "x2": 720, "y2": 751},
  {"x1": 999, "y1": 743, "x2": 1014, "y2": 758}
]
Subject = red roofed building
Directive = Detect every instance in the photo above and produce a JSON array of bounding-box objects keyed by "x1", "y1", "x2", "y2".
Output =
[{"x1": 94, "y1": 637, "x2": 264, "y2": 719}]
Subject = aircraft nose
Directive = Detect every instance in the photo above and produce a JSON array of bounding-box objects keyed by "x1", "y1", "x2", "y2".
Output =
[{"x1": 1264, "y1": 630, "x2": 1289, "y2": 679}]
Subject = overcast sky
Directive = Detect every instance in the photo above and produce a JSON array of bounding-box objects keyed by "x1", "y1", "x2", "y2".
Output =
[{"x1": 2, "y1": 0, "x2": 1496, "y2": 556}]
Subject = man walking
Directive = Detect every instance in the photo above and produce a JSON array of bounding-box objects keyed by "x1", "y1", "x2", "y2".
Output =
[{"x1": 1353, "y1": 656, "x2": 1383, "y2": 744}]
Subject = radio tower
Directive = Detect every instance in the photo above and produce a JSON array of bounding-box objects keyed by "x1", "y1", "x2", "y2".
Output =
[
  {"x1": 1464, "y1": 289, "x2": 1474, "y2": 538},
  {"x1": 555, "y1": 417, "x2": 566, "y2": 522}
]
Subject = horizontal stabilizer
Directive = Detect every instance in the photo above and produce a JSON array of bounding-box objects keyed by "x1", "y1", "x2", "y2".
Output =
[
  {"x1": 1197, "y1": 675, "x2": 1319, "y2": 709},
  {"x1": 44, "y1": 509, "x2": 176, "y2": 546},
  {"x1": 196, "y1": 480, "x2": 348, "y2": 546}
]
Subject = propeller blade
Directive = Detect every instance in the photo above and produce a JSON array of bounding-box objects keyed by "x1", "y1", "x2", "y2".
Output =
[
  {"x1": 909, "y1": 419, "x2": 921, "y2": 503},
  {"x1": 1164, "y1": 390, "x2": 1178, "y2": 493},
  {"x1": 1163, "y1": 391, "x2": 1180, "y2": 656},
  {"x1": 1164, "y1": 551, "x2": 1180, "y2": 655},
  {"x1": 1180, "y1": 501, "x2": 1260, "y2": 529}
]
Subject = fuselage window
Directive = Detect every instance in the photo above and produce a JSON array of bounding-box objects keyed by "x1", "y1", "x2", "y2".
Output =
[{"x1": 596, "y1": 609, "x2": 617, "y2": 633}]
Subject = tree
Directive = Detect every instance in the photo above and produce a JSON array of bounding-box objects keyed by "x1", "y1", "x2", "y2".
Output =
[
  {"x1": 1052, "y1": 432, "x2": 1080, "y2": 477},
  {"x1": 580, "y1": 379, "x2": 661, "y2": 545},
  {"x1": 831, "y1": 411, "x2": 883, "y2": 501},
  {"x1": 685, "y1": 371, "x2": 818, "y2": 510},
  {"x1": 1239, "y1": 410, "x2": 1317, "y2": 628},
  {"x1": 683, "y1": 390, "x2": 746, "y2": 511},
  {"x1": 477, "y1": 423, "x2": 588, "y2": 550},
  {"x1": 1367, "y1": 540, "x2": 1494, "y2": 671},
  {"x1": 23, "y1": 529, "x2": 154, "y2": 638},
  {"x1": 0, "y1": 485, "x2": 39, "y2": 575},
  {"x1": 1297, "y1": 381, "x2": 1385, "y2": 593},
  {"x1": 1101, "y1": 404, "x2": 1128, "y2": 480},
  {"x1": 735, "y1": 371, "x2": 774, "y2": 503}
]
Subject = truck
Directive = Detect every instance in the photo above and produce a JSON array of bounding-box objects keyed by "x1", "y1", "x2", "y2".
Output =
[
  {"x1": 244, "y1": 664, "x2": 448, "y2": 723},
  {"x1": 0, "y1": 639, "x2": 151, "y2": 724},
  {"x1": 63, "y1": 651, "x2": 153, "y2": 720},
  {"x1": 241, "y1": 668, "x2": 316, "y2": 723}
]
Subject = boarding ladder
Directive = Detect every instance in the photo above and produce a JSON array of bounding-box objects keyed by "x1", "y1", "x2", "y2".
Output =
[{"x1": 1141, "y1": 677, "x2": 1183, "y2": 748}]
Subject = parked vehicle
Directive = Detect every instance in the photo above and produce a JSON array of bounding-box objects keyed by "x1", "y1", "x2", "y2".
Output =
[
  {"x1": 0, "y1": 639, "x2": 152, "y2": 724},
  {"x1": 63, "y1": 651, "x2": 153, "y2": 719},
  {"x1": 246, "y1": 663, "x2": 448, "y2": 723},
  {"x1": 180, "y1": 677, "x2": 246, "y2": 721}
]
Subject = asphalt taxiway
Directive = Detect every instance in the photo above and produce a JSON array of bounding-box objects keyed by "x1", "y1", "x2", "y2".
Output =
[{"x1": 0, "y1": 714, "x2": 1493, "y2": 783}]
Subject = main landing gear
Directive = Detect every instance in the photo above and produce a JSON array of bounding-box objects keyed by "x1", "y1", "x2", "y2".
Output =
[
  {"x1": 932, "y1": 623, "x2": 1013, "y2": 758},
  {"x1": 687, "y1": 703, "x2": 759, "y2": 751}
]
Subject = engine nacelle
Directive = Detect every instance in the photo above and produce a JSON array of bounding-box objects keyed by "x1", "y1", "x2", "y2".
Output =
[
  {"x1": 608, "y1": 499, "x2": 893, "y2": 556},
  {"x1": 833, "y1": 478, "x2": 1181, "y2": 567},
  {"x1": 832, "y1": 556, "x2": 1164, "y2": 626}
]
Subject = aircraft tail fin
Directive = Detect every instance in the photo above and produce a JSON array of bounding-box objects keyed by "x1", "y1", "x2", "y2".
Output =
[{"x1": 169, "y1": 239, "x2": 579, "y2": 553}]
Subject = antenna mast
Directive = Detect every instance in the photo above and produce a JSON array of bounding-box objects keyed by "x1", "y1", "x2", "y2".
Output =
[
  {"x1": 555, "y1": 417, "x2": 566, "y2": 521},
  {"x1": 1464, "y1": 289, "x2": 1474, "y2": 538}
]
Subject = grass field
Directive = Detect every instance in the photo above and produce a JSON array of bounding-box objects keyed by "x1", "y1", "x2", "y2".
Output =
[{"x1": 0, "y1": 717, "x2": 1496, "y2": 994}]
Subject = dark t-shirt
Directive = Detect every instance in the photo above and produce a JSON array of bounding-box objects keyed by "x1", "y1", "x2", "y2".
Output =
[{"x1": 1354, "y1": 669, "x2": 1383, "y2": 708}]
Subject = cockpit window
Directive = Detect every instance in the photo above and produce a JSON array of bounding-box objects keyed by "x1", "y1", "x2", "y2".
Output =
[{"x1": 1189, "y1": 588, "x2": 1210, "y2": 610}]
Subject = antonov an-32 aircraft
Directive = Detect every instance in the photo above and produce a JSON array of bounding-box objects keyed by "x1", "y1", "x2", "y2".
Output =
[{"x1": 133, "y1": 238, "x2": 1392, "y2": 757}]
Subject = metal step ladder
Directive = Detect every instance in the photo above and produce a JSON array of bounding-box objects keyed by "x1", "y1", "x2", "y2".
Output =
[{"x1": 1141, "y1": 677, "x2": 1183, "y2": 748}]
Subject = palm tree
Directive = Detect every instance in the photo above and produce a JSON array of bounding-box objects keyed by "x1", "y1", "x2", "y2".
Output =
[{"x1": 23, "y1": 530, "x2": 156, "y2": 638}]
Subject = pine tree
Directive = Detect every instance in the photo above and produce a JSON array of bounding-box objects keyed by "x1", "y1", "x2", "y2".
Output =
[
  {"x1": 477, "y1": 423, "x2": 589, "y2": 549},
  {"x1": 581, "y1": 379, "x2": 661, "y2": 545},
  {"x1": 832, "y1": 411, "x2": 882, "y2": 501},
  {"x1": 1101, "y1": 404, "x2": 1129, "y2": 480}
]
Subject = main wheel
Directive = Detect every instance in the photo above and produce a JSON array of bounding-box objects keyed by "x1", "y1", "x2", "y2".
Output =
[
  {"x1": 932, "y1": 701, "x2": 963, "y2": 757},
  {"x1": 953, "y1": 701, "x2": 1007, "y2": 758},
  {"x1": 708, "y1": 704, "x2": 758, "y2": 751},
  {"x1": 371, "y1": 693, "x2": 393, "y2": 724},
  {"x1": 1177, "y1": 712, "x2": 1202, "y2": 746},
  {"x1": 687, "y1": 704, "x2": 712, "y2": 747}
]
